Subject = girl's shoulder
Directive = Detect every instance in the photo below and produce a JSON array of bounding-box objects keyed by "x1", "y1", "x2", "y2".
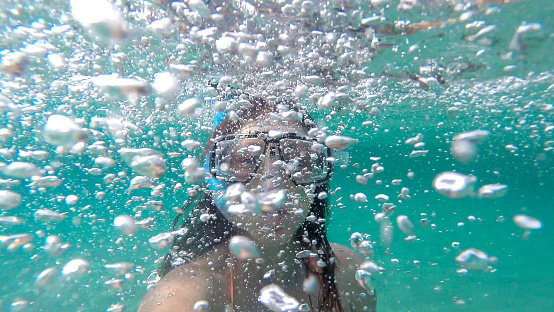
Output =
[
  {"x1": 138, "y1": 263, "x2": 223, "y2": 312},
  {"x1": 331, "y1": 242, "x2": 363, "y2": 271},
  {"x1": 139, "y1": 248, "x2": 232, "y2": 312},
  {"x1": 330, "y1": 243, "x2": 377, "y2": 312}
]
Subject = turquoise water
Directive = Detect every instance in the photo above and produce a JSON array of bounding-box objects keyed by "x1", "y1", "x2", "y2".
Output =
[{"x1": 0, "y1": 0, "x2": 553, "y2": 311}]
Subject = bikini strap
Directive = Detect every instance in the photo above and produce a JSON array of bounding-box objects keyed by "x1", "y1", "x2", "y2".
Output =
[{"x1": 230, "y1": 264, "x2": 234, "y2": 308}]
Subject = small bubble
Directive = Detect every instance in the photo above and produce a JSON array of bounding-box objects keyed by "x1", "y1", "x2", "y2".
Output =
[
  {"x1": 228, "y1": 235, "x2": 260, "y2": 260},
  {"x1": 62, "y1": 258, "x2": 90, "y2": 277},
  {"x1": 193, "y1": 300, "x2": 209, "y2": 311},
  {"x1": 113, "y1": 215, "x2": 137, "y2": 235}
]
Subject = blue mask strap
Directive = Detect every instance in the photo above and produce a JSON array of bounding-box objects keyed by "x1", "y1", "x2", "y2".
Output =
[
  {"x1": 205, "y1": 111, "x2": 228, "y2": 193},
  {"x1": 204, "y1": 156, "x2": 224, "y2": 192},
  {"x1": 212, "y1": 111, "x2": 228, "y2": 129}
]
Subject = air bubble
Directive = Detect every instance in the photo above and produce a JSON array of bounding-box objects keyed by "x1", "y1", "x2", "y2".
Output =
[
  {"x1": 44, "y1": 115, "x2": 83, "y2": 147},
  {"x1": 324, "y1": 135, "x2": 359, "y2": 150},
  {"x1": 113, "y1": 215, "x2": 137, "y2": 235},
  {"x1": 229, "y1": 235, "x2": 260, "y2": 260},
  {"x1": 478, "y1": 184, "x2": 508, "y2": 198},
  {"x1": 0, "y1": 190, "x2": 22, "y2": 210},
  {"x1": 433, "y1": 172, "x2": 476, "y2": 199},
  {"x1": 455, "y1": 248, "x2": 492, "y2": 271},
  {"x1": 62, "y1": 258, "x2": 90, "y2": 277},
  {"x1": 193, "y1": 301, "x2": 209, "y2": 311},
  {"x1": 34, "y1": 209, "x2": 66, "y2": 223},
  {"x1": 259, "y1": 284, "x2": 299, "y2": 312},
  {"x1": 354, "y1": 193, "x2": 368, "y2": 203}
]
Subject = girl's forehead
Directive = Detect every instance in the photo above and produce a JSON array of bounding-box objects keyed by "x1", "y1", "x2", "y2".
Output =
[{"x1": 239, "y1": 119, "x2": 308, "y2": 135}]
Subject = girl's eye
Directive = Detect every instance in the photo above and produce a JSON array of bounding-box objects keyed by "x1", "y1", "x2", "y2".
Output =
[
  {"x1": 233, "y1": 154, "x2": 258, "y2": 167},
  {"x1": 236, "y1": 147, "x2": 249, "y2": 155}
]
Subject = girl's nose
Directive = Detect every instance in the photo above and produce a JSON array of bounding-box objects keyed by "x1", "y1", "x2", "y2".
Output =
[{"x1": 255, "y1": 143, "x2": 286, "y2": 190}]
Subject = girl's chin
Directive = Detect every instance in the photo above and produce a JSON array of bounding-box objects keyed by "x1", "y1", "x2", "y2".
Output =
[
  {"x1": 229, "y1": 212, "x2": 286, "y2": 230},
  {"x1": 227, "y1": 214, "x2": 303, "y2": 238}
]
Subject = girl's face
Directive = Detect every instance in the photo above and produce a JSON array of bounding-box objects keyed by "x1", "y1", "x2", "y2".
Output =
[{"x1": 216, "y1": 119, "x2": 317, "y2": 244}]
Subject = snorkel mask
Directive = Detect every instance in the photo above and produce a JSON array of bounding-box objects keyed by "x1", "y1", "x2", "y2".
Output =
[{"x1": 204, "y1": 97, "x2": 333, "y2": 215}]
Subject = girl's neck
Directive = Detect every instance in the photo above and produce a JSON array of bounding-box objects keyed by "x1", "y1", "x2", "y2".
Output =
[{"x1": 231, "y1": 237, "x2": 305, "y2": 285}]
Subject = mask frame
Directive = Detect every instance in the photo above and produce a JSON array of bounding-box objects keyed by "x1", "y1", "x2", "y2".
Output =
[{"x1": 207, "y1": 131, "x2": 333, "y2": 186}]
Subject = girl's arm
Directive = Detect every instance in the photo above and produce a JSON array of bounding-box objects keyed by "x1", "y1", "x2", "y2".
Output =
[{"x1": 138, "y1": 265, "x2": 218, "y2": 312}]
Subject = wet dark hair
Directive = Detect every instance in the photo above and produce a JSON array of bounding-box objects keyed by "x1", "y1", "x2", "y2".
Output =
[{"x1": 160, "y1": 97, "x2": 343, "y2": 312}]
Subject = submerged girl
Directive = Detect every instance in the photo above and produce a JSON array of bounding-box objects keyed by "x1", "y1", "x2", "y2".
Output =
[{"x1": 139, "y1": 95, "x2": 377, "y2": 312}]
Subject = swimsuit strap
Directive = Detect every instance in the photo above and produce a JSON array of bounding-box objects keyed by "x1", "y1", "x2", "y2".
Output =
[{"x1": 230, "y1": 265, "x2": 234, "y2": 308}]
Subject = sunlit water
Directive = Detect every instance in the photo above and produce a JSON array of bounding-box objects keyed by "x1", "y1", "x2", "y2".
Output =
[{"x1": 0, "y1": 0, "x2": 552, "y2": 311}]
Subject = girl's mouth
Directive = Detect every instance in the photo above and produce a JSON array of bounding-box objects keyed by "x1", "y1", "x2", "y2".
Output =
[{"x1": 254, "y1": 209, "x2": 288, "y2": 229}]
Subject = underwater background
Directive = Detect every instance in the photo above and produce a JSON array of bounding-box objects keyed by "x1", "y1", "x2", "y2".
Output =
[{"x1": 0, "y1": 0, "x2": 552, "y2": 311}]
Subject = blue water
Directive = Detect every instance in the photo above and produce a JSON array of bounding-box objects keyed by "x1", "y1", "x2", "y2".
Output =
[{"x1": 0, "y1": 0, "x2": 553, "y2": 311}]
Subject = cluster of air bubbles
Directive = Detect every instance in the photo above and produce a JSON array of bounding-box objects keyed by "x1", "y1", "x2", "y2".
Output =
[
  {"x1": 350, "y1": 232, "x2": 374, "y2": 258},
  {"x1": 119, "y1": 148, "x2": 167, "y2": 179},
  {"x1": 0, "y1": 0, "x2": 549, "y2": 309},
  {"x1": 70, "y1": 0, "x2": 129, "y2": 42},
  {"x1": 355, "y1": 269, "x2": 376, "y2": 294},
  {"x1": 355, "y1": 258, "x2": 385, "y2": 295},
  {"x1": 181, "y1": 156, "x2": 206, "y2": 184},
  {"x1": 92, "y1": 74, "x2": 151, "y2": 103},
  {"x1": 35, "y1": 257, "x2": 135, "y2": 296},
  {"x1": 405, "y1": 134, "x2": 427, "y2": 158},
  {"x1": 219, "y1": 183, "x2": 288, "y2": 215},
  {"x1": 148, "y1": 232, "x2": 174, "y2": 250},
  {"x1": 1, "y1": 233, "x2": 32, "y2": 252},
  {"x1": 433, "y1": 171, "x2": 508, "y2": 200}
]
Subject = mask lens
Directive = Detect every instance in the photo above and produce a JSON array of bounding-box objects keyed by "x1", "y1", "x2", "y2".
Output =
[
  {"x1": 280, "y1": 139, "x2": 329, "y2": 184},
  {"x1": 215, "y1": 138, "x2": 264, "y2": 182}
]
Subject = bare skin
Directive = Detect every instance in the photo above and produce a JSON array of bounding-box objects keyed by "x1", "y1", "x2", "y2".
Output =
[
  {"x1": 139, "y1": 118, "x2": 377, "y2": 312},
  {"x1": 139, "y1": 243, "x2": 375, "y2": 312}
]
